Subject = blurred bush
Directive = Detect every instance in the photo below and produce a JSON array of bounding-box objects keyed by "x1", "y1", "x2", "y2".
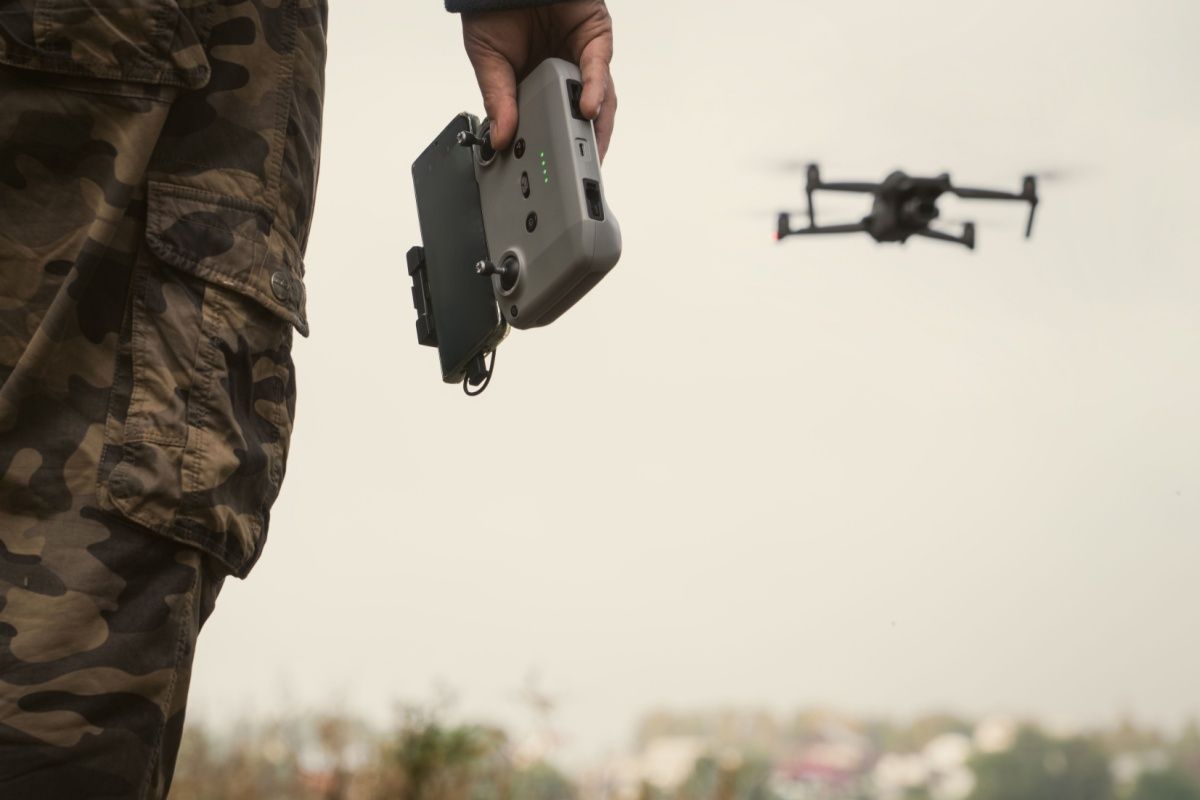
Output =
[{"x1": 170, "y1": 706, "x2": 576, "y2": 800}]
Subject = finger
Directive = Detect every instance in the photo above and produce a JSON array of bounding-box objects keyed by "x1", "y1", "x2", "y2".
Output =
[
  {"x1": 467, "y1": 49, "x2": 520, "y2": 151},
  {"x1": 594, "y1": 81, "x2": 616, "y2": 162},
  {"x1": 577, "y1": 37, "x2": 613, "y2": 120}
]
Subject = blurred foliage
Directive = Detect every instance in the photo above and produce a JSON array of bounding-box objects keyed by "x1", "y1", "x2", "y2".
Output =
[
  {"x1": 170, "y1": 706, "x2": 575, "y2": 800},
  {"x1": 1175, "y1": 723, "x2": 1200, "y2": 786},
  {"x1": 1130, "y1": 769, "x2": 1200, "y2": 800},
  {"x1": 967, "y1": 726, "x2": 1115, "y2": 800},
  {"x1": 864, "y1": 713, "x2": 975, "y2": 755},
  {"x1": 676, "y1": 755, "x2": 781, "y2": 800},
  {"x1": 169, "y1": 708, "x2": 1200, "y2": 800},
  {"x1": 635, "y1": 710, "x2": 781, "y2": 754}
]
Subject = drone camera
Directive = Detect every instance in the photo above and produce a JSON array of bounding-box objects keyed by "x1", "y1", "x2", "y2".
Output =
[{"x1": 903, "y1": 197, "x2": 939, "y2": 225}]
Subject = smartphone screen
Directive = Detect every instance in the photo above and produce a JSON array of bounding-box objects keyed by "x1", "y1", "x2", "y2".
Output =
[{"x1": 412, "y1": 114, "x2": 506, "y2": 383}]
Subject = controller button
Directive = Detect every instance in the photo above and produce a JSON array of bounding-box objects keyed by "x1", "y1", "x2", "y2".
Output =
[
  {"x1": 515, "y1": 138, "x2": 526, "y2": 158},
  {"x1": 521, "y1": 172, "x2": 530, "y2": 198},
  {"x1": 526, "y1": 212, "x2": 538, "y2": 233}
]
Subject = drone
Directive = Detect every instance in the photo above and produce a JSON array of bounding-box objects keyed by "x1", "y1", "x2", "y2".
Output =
[{"x1": 776, "y1": 165, "x2": 1039, "y2": 250}]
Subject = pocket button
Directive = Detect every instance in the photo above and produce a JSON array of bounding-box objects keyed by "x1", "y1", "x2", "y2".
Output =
[{"x1": 271, "y1": 271, "x2": 297, "y2": 307}]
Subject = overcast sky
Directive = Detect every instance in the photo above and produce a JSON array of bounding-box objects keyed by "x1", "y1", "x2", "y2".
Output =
[{"x1": 187, "y1": 0, "x2": 1200, "y2": 761}]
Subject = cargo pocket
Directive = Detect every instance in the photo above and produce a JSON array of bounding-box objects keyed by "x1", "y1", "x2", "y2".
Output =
[
  {"x1": 0, "y1": 0, "x2": 212, "y2": 89},
  {"x1": 99, "y1": 181, "x2": 309, "y2": 578}
]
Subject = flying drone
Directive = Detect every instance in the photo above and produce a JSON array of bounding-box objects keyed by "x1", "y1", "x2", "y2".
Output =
[{"x1": 776, "y1": 165, "x2": 1039, "y2": 250}]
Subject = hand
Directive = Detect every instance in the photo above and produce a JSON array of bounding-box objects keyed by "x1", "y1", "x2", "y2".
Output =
[{"x1": 461, "y1": 1, "x2": 616, "y2": 161}]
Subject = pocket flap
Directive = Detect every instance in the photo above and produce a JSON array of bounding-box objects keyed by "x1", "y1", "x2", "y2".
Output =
[
  {"x1": 145, "y1": 181, "x2": 310, "y2": 336},
  {"x1": 0, "y1": 1, "x2": 212, "y2": 88}
]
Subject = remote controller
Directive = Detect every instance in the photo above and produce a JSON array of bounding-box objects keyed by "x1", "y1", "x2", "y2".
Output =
[
  {"x1": 408, "y1": 59, "x2": 621, "y2": 393},
  {"x1": 470, "y1": 58, "x2": 622, "y2": 330}
]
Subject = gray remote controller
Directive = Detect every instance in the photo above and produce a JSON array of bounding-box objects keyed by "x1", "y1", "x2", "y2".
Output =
[{"x1": 471, "y1": 58, "x2": 622, "y2": 330}]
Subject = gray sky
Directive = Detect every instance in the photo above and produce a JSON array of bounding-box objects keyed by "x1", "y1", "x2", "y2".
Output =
[{"x1": 188, "y1": 0, "x2": 1200, "y2": 760}]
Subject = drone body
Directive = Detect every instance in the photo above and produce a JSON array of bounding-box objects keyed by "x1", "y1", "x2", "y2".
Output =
[{"x1": 776, "y1": 165, "x2": 1039, "y2": 250}]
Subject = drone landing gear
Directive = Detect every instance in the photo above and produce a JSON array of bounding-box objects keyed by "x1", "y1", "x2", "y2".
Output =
[{"x1": 913, "y1": 222, "x2": 976, "y2": 250}]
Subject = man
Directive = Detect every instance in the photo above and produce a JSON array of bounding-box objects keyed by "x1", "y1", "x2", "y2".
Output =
[{"x1": 0, "y1": 0, "x2": 615, "y2": 795}]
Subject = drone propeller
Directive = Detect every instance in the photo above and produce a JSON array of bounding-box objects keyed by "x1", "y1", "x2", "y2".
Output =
[
  {"x1": 737, "y1": 207, "x2": 811, "y2": 220},
  {"x1": 756, "y1": 157, "x2": 824, "y2": 174},
  {"x1": 1026, "y1": 166, "x2": 1087, "y2": 183}
]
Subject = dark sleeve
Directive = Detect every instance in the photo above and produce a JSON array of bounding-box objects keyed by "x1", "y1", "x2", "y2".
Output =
[{"x1": 445, "y1": 0, "x2": 562, "y2": 11}]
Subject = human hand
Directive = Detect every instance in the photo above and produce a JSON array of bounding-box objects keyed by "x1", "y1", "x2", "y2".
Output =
[{"x1": 461, "y1": 1, "x2": 616, "y2": 161}]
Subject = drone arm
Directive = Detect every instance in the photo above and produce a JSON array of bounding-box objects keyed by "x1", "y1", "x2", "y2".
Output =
[
  {"x1": 779, "y1": 221, "x2": 869, "y2": 240},
  {"x1": 814, "y1": 182, "x2": 881, "y2": 194},
  {"x1": 952, "y1": 176, "x2": 1039, "y2": 238},
  {"x1": 949, "y1": 187, "x2": 1025, "y2": 201}
]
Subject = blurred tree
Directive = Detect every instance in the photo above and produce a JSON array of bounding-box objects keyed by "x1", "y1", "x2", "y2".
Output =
[
  {"x1": 171, "y1": 717, "x2": 318, "y2": 800},
  {"x1": 678, "y1": 755, "x2": 721, "y2": 800},
  {"x1": 726, "y1": 757, "x2": 781, "y2": 800},
  {"x1": 893, "y1": 714, "x2": 974, "y2": 753},
  {"x1": 171, "y1": 707, "x2": 584, "y2": 800},
  {"x1": 377, "y1": 709, "x2": 503, "y2": 800},
  {"x1": 967, "y1": 726, "x2": 1114, "y2": 800},
  {"x1": 508, "y1": 761, "x2": 578, "y2": 800},
  {"x1": 1131, "y1": 769, "x2": 1200, "y2": 800},
  {"x1": 1175, "y1": 722, "x2": 1200, "y2": 785},
  {"x1": 854, "y1": 713, "x2": 973, "y2": 755},
  {"x1": 903, "y1": 789, "x2": 935, "y2": 800},
  {"x1": 638, "y1": 781, "x2": 671, "y2": 800},
  {"x1": 1105, "y1": 716, "x2": 1166, "y2": 754},
  {"x1": 676, "y1": 754, "x2": 782, "y2": 800}
]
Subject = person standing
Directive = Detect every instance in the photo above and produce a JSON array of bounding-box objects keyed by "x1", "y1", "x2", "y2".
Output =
[{"x1": 0, "y1": 1, "x2": 615, "y2": 795}]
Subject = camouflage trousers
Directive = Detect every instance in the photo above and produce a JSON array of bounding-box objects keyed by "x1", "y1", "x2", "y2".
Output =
[
  {"x1": 0, "y1": 67, "x2": 229, "y2": 795},
  {"x1": 0, "y1": 1, "x2": 326, "y2": 796}
]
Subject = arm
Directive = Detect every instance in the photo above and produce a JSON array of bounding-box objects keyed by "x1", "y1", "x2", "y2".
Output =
[
  {"x1": 446, "y1": 1, "x2": 563, "y2": 9},
  {"x1": 450, "y1": 1, "x2": 617, "y2": 161}
]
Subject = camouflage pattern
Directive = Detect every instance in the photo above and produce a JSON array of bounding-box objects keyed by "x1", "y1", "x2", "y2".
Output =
[
  {"x1": 0, "y1": 0, "x2": 328, "y2": 795},
  {"x1": 0, "y1": 511, "x2": 222, "y2": 796}
]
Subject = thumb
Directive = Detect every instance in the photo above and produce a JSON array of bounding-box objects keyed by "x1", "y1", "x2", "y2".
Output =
[{"x1": 468, "y1": 50, "x2": 519, "y2": 152}]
